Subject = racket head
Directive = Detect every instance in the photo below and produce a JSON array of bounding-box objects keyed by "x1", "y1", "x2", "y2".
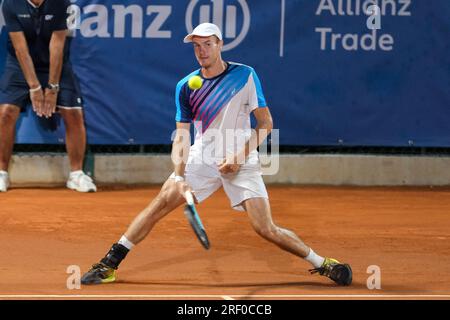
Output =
[{"x1": 184, "y1": 204, "x2": 210, "y2": 250}]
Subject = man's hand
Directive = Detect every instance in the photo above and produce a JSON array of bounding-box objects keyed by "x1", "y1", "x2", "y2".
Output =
[
  {"x1": 218, "y1": 157, "x2": 241, "y2": 175},
  {"x1": 30, "y1": 87, "x2": 45, "y2": 117},
  {"x1": 43, "y1": 88, "x2": 58, "y2": 118},
  {"x1": 175, "y1": 180, "x2": 193, "y2": 202}
]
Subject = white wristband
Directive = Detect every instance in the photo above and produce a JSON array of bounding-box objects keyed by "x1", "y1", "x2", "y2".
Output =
[
  {"x1": 174, "y1": 175, "x2": 185, "y2": 183},
  {"x1": 29, "y1": 85, "x2": 42, "y2": 93}
]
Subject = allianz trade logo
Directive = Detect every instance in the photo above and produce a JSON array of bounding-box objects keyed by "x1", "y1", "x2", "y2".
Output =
[{"x1": 185, "y1": 0, "x2": 251, "y2": 51}]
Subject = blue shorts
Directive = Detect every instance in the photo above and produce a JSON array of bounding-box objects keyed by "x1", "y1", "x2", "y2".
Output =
[{"x1": 0, "y1": 58, "x2": 83, "y2": 110}]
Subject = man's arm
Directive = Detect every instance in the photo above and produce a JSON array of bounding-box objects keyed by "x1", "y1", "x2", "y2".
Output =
[
  {"x1": 218, "y1": 107, "x2": 273, "y2": 174},
  {"x1": 171, "y1": 122, "x2": 191, "y2": 177},
  {"x1": 44, "y1": 30, "x2": 67, "y2": 115},
  {"x1": 240, "y1": 106, "x2": 273, "y2": 160},
  {"x1": 9, "y1": 32, "x2": 44, "y2": 116},
  {"x1": 48, "y1": 30, "x2": 66, "y2": 85},
  {"x1": 171, "y1": 122, "x2": 193, "y2": 198}
]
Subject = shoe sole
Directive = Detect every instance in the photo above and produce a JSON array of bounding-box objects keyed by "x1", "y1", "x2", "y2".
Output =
[
  {"x1": 101, "y1": 275, "x2": 116, "y2": 284},
  {"x1": 339, "y1": 264, "x2": 353, "y2": 286},
  {"x1": 67, "y1": 184, "x2": 97, "y2": 193},
  {"x1": 81, "y1": 274, "x2": 116, "y2": 285},
  {"x1": 68, "y1": 188, "x2": 97, "y2": 193}
]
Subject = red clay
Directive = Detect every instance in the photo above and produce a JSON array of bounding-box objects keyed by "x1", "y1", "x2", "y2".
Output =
[{"x1": 0, "y1": 186, "x2": 449, "y2": 299}]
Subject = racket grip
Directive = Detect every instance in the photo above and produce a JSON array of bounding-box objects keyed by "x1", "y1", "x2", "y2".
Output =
[{"x1": 185, "y1": 190, "x2": 194, "y2": 205}]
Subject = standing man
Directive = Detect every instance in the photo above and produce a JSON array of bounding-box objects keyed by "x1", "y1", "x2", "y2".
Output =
[
  {"x1": 81, "y1": 23, "x2": 352, "y2": 286},
  {"x1": 0, "y1": 0, "x2": 96, "y2": 192}
]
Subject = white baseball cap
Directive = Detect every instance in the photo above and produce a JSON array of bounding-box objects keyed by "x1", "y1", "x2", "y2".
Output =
[{"x1": 183, "y1": 23, "x2": 223, "y2": 43}]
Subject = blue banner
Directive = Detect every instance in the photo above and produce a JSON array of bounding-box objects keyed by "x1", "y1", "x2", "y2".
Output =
[{"x1": 0, "y1": 0, "x2": 449, "y2": 146}]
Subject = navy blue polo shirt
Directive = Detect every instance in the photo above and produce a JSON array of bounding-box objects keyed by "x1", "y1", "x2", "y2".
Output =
[{"x1": 2, "y1": 0, "x2": 71, "y2": 71}]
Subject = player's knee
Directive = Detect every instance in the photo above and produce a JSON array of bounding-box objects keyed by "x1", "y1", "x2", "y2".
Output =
[
  {"x1": 255, "y1": 223, "x2": 278, "y2": 240},
  {"x1": 166, "y1": 184, "x2": 183, "y2": 204},
  {"x1": 61, "y1": 110, "x2": 84, "y2": 127},
  {"x1": 158, "y1": 183, "x2": 180, "y2": 205},
  {"x1": 0, "y1": 107, "x2": 18, "y2": 124}
]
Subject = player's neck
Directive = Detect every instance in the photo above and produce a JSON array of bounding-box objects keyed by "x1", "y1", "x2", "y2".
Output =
[
  {"x1": 29, "y1": 0, "x2": 44, "y2": 7},
  {"x1": 201, "y1": 60, "x2": 227, "y2": 79}
]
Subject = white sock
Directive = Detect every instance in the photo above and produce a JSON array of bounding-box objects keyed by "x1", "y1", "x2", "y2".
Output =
[
  {"x1": 118, "y1": 235, "x2": 135, "y2": 250},
  {"x1": 70, "y1": 170, "x2": 84, "y2": 177},
  {"x1": 0, "y1": 170, "x2": 8, "y2": 176},
  {"x1": 305, "y1": 248, "x2": 325, "y2": 268}
]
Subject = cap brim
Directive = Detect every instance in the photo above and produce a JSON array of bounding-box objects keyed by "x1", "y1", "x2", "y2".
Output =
[
  {"x1": 183, "y1": 34, "x2": 194, "y2": 43},
  {"x1": 183, "y1": 33, "x2": 218, "y2": 43}
]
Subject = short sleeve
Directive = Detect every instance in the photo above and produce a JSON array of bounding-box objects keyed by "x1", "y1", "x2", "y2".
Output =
[
  {"x1": 52, "y1": 0, "x2": 70, "y2": 31},
  {"x1": 248, "y1": 68, "x2": 268, "y2": 110},
  {"x1": 175, "y1": 82, "x2": 193, "y2": 123},
  {"x1": 2, "y1": 0, "x2": 23, "y2": 32}
]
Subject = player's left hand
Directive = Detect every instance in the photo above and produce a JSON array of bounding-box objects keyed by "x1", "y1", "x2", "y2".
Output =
[
  {"x1": 218, "y1": 157, "x2": 241, "y2": 174},
  {"x1": 43, "y1": 89, "x2": 58, "y2": 118},
  {"x1": 30, "y1": 88, "x2": 45, "y2": 117}
]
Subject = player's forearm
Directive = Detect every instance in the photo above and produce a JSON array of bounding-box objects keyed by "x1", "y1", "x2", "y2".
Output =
[
  {"x1": 174, "y1": 162, "x2": 187, "y2": 178},
  {"x1": 171, "y1": 133, "x2": 190, "y2": 177},
  {"x1": 48, "y1": 39, "x2": 65, "y2": 85},
  {"x1": 14, "y1": 50, "x2": 40, "y2": 88},
  {"x1": 235, "y1": 120, "x2": 273, "y2": 163}
]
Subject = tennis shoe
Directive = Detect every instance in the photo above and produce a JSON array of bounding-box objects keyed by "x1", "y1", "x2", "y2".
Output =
[
  {"x1": 81, "y1": 263, "x2": 116, "y2": 285},
  {"x1": 0, "y1": 171, "x2": 9, "y2": 192},
  {"x1": 309, "y1": 257, "x2": 353, "y2": 286},
  {"x1": 67, "y1": 171, "x2": 97, "y2": 193}
]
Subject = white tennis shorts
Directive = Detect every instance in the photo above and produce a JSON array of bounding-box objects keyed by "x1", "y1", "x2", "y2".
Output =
[{"x1": 170, "y1": 153, "x2": 268, "y2": 211}]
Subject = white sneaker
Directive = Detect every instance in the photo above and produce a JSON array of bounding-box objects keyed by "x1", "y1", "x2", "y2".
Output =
[
  {"x1": 0, "y1": 171, "x2": 9, "y2": 192},
  {"x1": 67, "y1": 171, "x2": 97, "y2": 193}
]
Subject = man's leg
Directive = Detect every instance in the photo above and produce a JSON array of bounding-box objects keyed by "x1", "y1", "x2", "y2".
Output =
[
  {"x1": 243, "y1": 197, "x2": 312, "y2": 258},
  {"x1": 244, "y1": 197, "x2": 352, "y2": 285},
  {"x1": 0, "y1": 104, "x2": 21, "y2": 192},
  {"x1": 59, "y1": 108, "x2": 97, "y2": 192},
  {"x1": 124, "y1": 178, "x2": 187, "y2": 244},
  {"x1": 59, "y1": 108, "x2": 85, "y2": 171},
  {"x1": 81, "y1": 178, "x2": 186, "y2": 284},
  {"x1": 0, "y1": 104, "x2": 20, "y2": 171}
]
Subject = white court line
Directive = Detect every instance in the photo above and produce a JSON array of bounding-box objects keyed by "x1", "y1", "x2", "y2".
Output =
[
  {"x1": 279, "y1": 0, "x2": 285, "y2": 57},
  {"x1": 0, "y1": 294, "x2": 449, "y2": 299}
]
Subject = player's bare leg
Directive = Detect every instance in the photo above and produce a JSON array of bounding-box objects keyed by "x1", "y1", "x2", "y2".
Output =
[
  {"x1": 60, "y1": 108, "x2": 97, "y2": 192},
  {"x1": 0, "y1": 104, "x2": 20, "y2": 171},
  {"x1": 59, "y1": 108, "x2": 85, "y2": 171},
  {"x1": 243, "y1": 197, "x2": 311, "y2": 258},
  {"x1": 124, "y1": 178, "x2": 186, "y2": 244},
  {"x1": 81, "y1": 178, "x2": 186, "y2": 284},
  {"x1": 0, "y1": 105, "x2": 20, "y2": 192},
  {"x1": 244, "y1": 197, "x2": 352, "y2": 285}
]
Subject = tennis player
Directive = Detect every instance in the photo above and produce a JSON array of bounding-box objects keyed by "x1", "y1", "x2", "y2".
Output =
[
  {"x1": 0, "y1": 0, "x2": 96, "y2": 192},
  {"x1": 81, "y1": 23, "x2": 352, "y2": 286}
]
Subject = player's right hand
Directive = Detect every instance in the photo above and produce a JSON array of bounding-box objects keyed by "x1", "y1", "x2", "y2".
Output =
[
  {"x1": 175, "y1": 180, "x2": 193, "y2": 202},
  {"x1": 30, "y1": 88, "x2": 45, "y2": 117},
  {"x1": 43, "y1": 88, "x2": 58, "y2": 118}
]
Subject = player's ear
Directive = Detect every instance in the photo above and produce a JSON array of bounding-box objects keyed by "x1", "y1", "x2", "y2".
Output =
[{"x1": 218, "y1": 39, "x2": 224, "y2": 50}]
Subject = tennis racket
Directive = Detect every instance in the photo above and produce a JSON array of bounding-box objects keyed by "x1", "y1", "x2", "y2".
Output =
[{"x1": 184, "y1": 191, "x2": 210, "y2": 250}]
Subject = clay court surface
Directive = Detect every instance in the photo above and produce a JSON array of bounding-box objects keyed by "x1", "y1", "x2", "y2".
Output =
[{"x1": 0, "y1": 186, "x2": 449, "y2": 300}]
